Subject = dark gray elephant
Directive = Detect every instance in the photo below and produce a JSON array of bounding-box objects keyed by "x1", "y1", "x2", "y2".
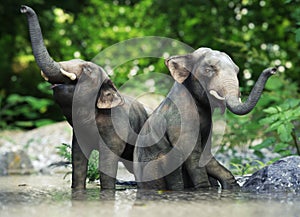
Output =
[
  {"x1": 134, "y1": 48, "x2": 276, "y2": 190},
  {"x1": 21, "y1": 5, "x2": 148, "y2": 190}
]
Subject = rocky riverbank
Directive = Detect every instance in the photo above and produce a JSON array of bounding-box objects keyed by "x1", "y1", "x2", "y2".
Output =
[{"x1": 0, "y1": 122, "x2": 72, "y2": 175}]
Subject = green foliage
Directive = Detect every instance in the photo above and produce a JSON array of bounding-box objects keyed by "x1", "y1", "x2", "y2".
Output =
[
  {"x1": 56, "y1": 143, "x2": 72, "y2": 162},
  {"x1": 56, "y1": 143, "x2": 100, "y2": 182},
  {"x1": 1, "y1": 0, "x2": 299, "y2": 131},
  {"x1": 222, "y1": 73, "x2": 299, "y2": 175},
  {"x1": 231, "y1": 159, "x2": 267, "y2": 176},
  {"x1": 0, "y1": 92, "x2": 54, "y2": 129},
  {"x1": 258, "y1": 98, "x2": 300, "y2": 156},
  {"x1": 87, "y1": 151, "x2": 100, "y2": 182}
]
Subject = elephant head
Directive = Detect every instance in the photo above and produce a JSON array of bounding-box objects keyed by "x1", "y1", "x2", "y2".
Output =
[
  {"x1": 21, "y1": 5, "x2": 123, "y2": 109},
  {"x1": 165, "y1": 47, "x2": 276, "y2": 115}
]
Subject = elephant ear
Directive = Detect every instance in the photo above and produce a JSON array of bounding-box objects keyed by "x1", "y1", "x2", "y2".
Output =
[
  {"x1": 166, "y1": 47, "x2": 212, "y2": 83},
  {"x1": 79, "y1": 62, "x2": 124, "y2": 109},
  {"x1": 165, "y1": 54, "x2": 194, "y2": 83},
  {"x1": 97, "y1": 79, "x2": 124, "y2": 109}
]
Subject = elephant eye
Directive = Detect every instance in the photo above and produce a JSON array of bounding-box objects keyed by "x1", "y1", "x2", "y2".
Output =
[
  {"x1": 204, "y1": 65, "x2": 216, "y2": 75},
  {"x1": 105, "y1": 92, "x2": 112, "y2": 97},
  {"x1": 205, "y1": 68, "x2": 213, "y2": 73},
  {"x1": 201, "y1": 65, "x2": 217, "y2": 77}
]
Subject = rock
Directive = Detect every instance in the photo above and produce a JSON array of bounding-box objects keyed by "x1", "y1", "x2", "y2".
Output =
[
  {"x1": 242, "y1": 156, "x2": 300, "y2": 192},
  {"x1": 0, "y1": 122, "x2": 72, "y2": 172},
  {"x1": 0, "y1": 154, "x2": 8, "y2": 175},
  {"x1": 0, "y1": 150, "x2": 34, "y2": 175}
]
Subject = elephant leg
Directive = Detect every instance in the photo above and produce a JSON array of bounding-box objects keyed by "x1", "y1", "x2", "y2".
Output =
[
  {"x1": 138, "y1": 179, "x2": 167, "y2": 190},
  {"x1": 184, "y1": 150, "x2": 211, "y2": 188},
  {"x1": 162, "y1": 149, "x2": 184, "y2": 190},
  {"x1": 206, "y1": 157, "x2": 239, "y2": 189},
  {"x1": 208, "y1": 176, "x2": 220, "y2": 188},
  {"x1": 98, "y1": 149, "x2": 119, "y2": 190},
  {"x1": 71, "y1": 133, "x2": 88, "y2": 189},
  {"x1": 139, "y1": 160, "x2": 168, "y2": 190},
  {"x1": 182, "y1": 164, "x2": 194, "y2": 188},
  {"x1": 164, "y1": 167, "x2": 184, "y2": 190},
  {"x1": 182, "y1": 164, "x2": 219, "y2": 189}
]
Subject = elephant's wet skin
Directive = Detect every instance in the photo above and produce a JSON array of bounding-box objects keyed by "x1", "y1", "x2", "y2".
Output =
[
  {"x1": 21, "y1": 5, "x2": 148, "y2": 190},
  {"x1": 134, "y1": 48, "x2": 276, "y2": 190}
]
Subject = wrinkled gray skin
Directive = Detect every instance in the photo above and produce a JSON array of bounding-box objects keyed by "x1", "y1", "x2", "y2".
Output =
[
  {"x1": 52, "y1": 67, "x2": 148, "y2": 190},
  {"x1": 134, "y1": 48, "x2": 276, "y2": 190},
  {"x1": 21, "y1": 5, "x2": 148, "y2": 190}
]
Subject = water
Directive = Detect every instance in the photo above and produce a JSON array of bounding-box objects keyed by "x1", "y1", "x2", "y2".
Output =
[{"x1": 1, "y1": 174, "x2": 300, "y2": 217}]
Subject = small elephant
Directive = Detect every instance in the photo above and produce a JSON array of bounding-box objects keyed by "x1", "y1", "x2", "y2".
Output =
[
  {"x1": 21, "y1": 5, "x2": 148, "y2": 189},
  {"x1": 134, "y1": 48, "x2": 276, "y2": 190}
]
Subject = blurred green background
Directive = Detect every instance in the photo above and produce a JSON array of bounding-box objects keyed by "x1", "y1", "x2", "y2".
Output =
[{"x1": 0, "y1": 0, "x2": 299, "y2": 173}]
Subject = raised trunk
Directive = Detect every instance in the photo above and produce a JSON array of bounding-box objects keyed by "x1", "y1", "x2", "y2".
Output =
[
  {"x1": 226, "y1": 67, "x2": 277, "y2": 115},
  {"x1": 20, "y1": 5, "x2": 69, "y2": 84}
]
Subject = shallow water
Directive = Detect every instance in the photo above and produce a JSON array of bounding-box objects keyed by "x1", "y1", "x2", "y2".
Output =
[{"x1": 1, "y1": 174, "x2": 300, "y2": 217}]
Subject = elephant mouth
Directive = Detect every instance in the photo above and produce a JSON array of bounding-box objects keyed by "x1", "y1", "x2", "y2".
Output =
[
  {"x1": 51, "y1": 83, "x2": 75, "y2": 90},
  {"x1": 51, "y1": 84, "x2": 63, "y2": 89}
]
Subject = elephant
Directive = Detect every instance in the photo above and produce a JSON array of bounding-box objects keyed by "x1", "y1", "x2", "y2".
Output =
[
  {"x1": 134, "y1": 47, "x2": 276, "y2": 190},
  {"x1": 21, "y1": 5, "x2": 148, "y2": 190}
]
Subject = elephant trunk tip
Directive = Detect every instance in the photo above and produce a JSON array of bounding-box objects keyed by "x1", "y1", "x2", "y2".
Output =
[
  {"x1": 20, "y1": 5, "x2": 34, "y2": 16},
  {"x1": 263, "y1": 67, "x2": 277, "y2": 76},
  {"x1": 20, "y1": 5, "x2": 29, "y2": 13}
]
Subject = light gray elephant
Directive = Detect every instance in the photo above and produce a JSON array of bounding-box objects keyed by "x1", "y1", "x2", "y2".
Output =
[{"x1": 134, "y1": 48, "x2": 276, "y2": 190}]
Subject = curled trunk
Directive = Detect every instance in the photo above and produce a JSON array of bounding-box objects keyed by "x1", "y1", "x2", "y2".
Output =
[
  {"x1": 20, "y1": 5, "x2": 70, "y2": 84},
  {"x1": 226, "y1": 67, "x2": 277, "y2": 115}
]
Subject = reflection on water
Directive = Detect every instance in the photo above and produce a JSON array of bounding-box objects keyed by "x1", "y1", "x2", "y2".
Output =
[{"x1": 1, "y1": 175, "x2": 300, "y2": 217}]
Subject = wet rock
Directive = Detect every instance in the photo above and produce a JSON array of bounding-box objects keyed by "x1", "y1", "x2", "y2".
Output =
[
  {"x1": 0, "y1": 150, "x2": 34, "y2": 175},
  {"x1": 242, "y1": 156, "x2": 300, "y2": 192}
]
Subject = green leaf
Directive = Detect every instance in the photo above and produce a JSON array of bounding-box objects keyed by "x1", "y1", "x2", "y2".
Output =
[
  {"x1": 259, "y1": 114, "x2": 279, "y2": 125},
  {"x1": 251, "y1": 137, "x2": 276, "y2": 150},
  {"x1": 278, "y1": 149, "x2": 292, "y2": 157},
  {"x1": 268, "y1": 121, "x2": 283, "y2": 132},
  {"x1": 277, "y1": 124, "x2": 293, "y2": 142},
  {"x1": 253, "y1": 150, "x2": 264, "y2": 159},
  {"x1": 34, "y1": 119, "x2": 55, "y2": 127},
  {"x1": 6, "y1": 94, "x2": 23, "y2": 104},
  {"x1": 15, "y1": 121, "x2": 34, "y2": 128},
  {"x1": 274, "y1": 142, "x2": 290, "y2": 152},
  {"x1": 263, "y1": 107, "x2": 278, "y2": 114},
  {"x1": 285, "y1": 98, "x2": 300, "y2": 109}
]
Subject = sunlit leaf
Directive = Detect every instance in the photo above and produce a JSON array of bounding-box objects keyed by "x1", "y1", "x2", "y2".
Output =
[
  {"x1": 251, "y1": 137, "x2": 276, "y2": 150},
  {"x1": 277, "y1": 125, "x2": 293, "y2": 142},
  {"x1": 263, "y1": 107, "x2": 278, "y2": 114}
]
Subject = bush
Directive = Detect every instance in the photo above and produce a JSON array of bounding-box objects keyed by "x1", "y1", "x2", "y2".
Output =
[
  {"x1": 221, "y1": 74, "x2": 300, "y2": 175},
  {"x1": 0, "y1": 92, "x2": 54, "y2": 129},
  {"x1": 57, "y1": 143, "x2": 100, "y2": 182}
]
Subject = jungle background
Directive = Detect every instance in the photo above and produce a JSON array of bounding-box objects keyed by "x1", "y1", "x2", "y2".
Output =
[{"x1": 0, "y1": 0, "x2": 299, "y2": 175}]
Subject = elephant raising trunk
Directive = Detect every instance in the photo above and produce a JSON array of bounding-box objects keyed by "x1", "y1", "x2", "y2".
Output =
[
  {"x1": 166, "y1": 48, "x2": 277, "y2": 116},
  {"x1": 20, "y1": 5, "x2": 72, "y2": 84},
  {"x1": 225, "y1": 67, "x2": 277, "y2": 115}
]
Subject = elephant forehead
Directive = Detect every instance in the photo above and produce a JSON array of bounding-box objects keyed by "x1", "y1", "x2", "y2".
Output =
[{"x1": 204, "y1": 52, "x2": 239, "y2": 73}]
